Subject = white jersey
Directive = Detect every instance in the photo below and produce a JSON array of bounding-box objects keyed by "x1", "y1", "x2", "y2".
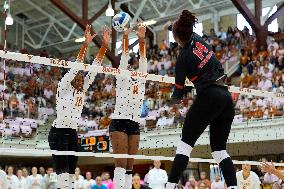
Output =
[
  {"x1": 74, "y1": 178, "x2": 84, "y2": 189},
  {"x1": 0, "y1": 170, "x2": 8, "y2": 189},
  {"x1": 52, "y1": 63, "x2": 98, "y2": 130},
  {"x1": 14, "y1": 177, "x2": 27, "y2": 189},
  {"x1": 7, "y1": 175, "x2": 17, "y2": 189},
  {"x1": 236, "y1": 170, "x2": 261, "y2": 189},
  {"x1": 82, "y1": 179, "x2": 95, "y2": 189},
  {"x1": 26, "y1": 175, "x2": 42, "y2": 189},
  {"x1": 112, "y1": 54, "x2": 147, "y2": 124}
]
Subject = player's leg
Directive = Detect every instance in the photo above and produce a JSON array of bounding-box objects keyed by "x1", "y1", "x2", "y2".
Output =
[
  {"x1": 68, "y1": 129, "x2": 79, "y2": 189},
  {"x1": 48, "y1": 127, "x2": 69, "y2": 188},
  {"x1": 166, "y1": 86, "x2": 228, "y2": 188},
  {"x1": 125, "y1": 120, "x2": 140, "y2": 189},
  {"x1": 210, "y1": 90, "x2": 237, "y2": 189},
  {"x1": 110, "y1": 120, "x2": 129, "y2": 189}
]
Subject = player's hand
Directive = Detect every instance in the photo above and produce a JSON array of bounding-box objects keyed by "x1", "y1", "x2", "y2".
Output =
[
  {"x1": 136, "y1": 23, "x2": 146, "y2": 39},
  {"x1": 124, "y1": 28, "x2": 132, "y2": 35},
  {"x1": 84, "y1": 25, "x2": 97, "y2": 45},
  {"x1": 261, "y1": 161, "x2": 276, "y2": 174},
  {"x1": 102, "y1": 25, "x2": 111, "y2": 46}
]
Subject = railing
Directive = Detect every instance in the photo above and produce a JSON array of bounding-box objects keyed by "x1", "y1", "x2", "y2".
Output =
[{"x1": 142, "y1": 116, "x2": 284, "y2": 133}]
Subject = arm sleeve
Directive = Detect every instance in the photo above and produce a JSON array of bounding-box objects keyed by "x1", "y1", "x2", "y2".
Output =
[
  {"x1": 171, "y1": 54, "x2": 188, "y2": 101},
  {"x1": 94, "y1": 45, "x2": 107, "y2": 65},
  {"x1": 76, "y1": 43, "x2": 88, "y2": 63},
  {"x1": 138, "y1": 38, "x2": 147, "y2": 73},
  {"x1": 119, "y1": 34, "x2": 129, "y2": 70}
]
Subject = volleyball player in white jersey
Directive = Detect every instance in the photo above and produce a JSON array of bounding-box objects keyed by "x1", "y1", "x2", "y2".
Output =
[
  {"x1": 26, "y1": 167, "x2": 42, "y2": 189},
  {"x1": 0, "y1": 168, "x2": 8, "y2": 189},
  {"x1": 110, "y1": 24, "x2": 147, "y2": 189},
  {"x1": 48, "y1": 25, "x2": 110, "y2": 189}
]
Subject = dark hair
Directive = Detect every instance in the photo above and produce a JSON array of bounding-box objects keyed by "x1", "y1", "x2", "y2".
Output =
[{"x1": 173, "y1": 10, "x2": 198, "y2": 43}]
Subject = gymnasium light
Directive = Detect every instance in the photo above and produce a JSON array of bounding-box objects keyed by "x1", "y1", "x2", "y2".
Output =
[
  {"x1": 75, "y1": 37, "x2": 85, "y2": 43},
  {"x1": 106, "y1": 0, "x2": 114, "y2": 16},
  {"x1": 143, "y1": 20, "x2": 157, "y2": 26},
  {"x1": 3, "y1": 1, "x2": 9, "y2": 10},
  {"x1": 5, "y1": 13, "x2": 14, "y2": 26}
]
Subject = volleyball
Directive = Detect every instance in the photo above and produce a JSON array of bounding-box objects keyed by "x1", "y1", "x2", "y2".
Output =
[{"x1": 112, "y1": 12, "x2": 131, "y2": 32}]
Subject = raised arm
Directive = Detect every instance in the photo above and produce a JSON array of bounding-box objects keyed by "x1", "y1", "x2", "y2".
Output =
[
  {"x1": 171, "y1": 54, "x2": 188, "y2": 103},
  {"x1": 77, "y1": 25, "x2": 96, "y2": 63},
  {"x1": 136, "y1": 24, "x2": 147, "y2": 73},
  {"x1": 119, "y1": 28, "x2": 132, "y2": 70},
  {"x1": 93, "y1": 26, "x2": 111, "y2": 66},
  {"x1": 60, "y1": 25, "x2": 95, "y2": 85},
  {"x1": 261, "y1": 162, "x2": 284, "y2": 180},
  {"x1": 84, "y1": 26, "x2": 111, "y2": 91}
]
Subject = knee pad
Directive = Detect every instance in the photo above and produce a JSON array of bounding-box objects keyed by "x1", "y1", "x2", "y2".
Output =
[
  {"x1": 211, "y1": 150, "x2": 230, "y2": 164},
  {"x1": 176, "y1": 141, "x2": 193, "y2": 157},
  {"x1": 113, "y1": 167, "x2": 126, "y2": 189}
]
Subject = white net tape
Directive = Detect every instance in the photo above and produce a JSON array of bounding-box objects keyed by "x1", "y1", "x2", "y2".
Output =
[
  {"x1": 1, "y1": 50, "x2": 284, "y2": 99},
  {"x1": 0, "y1": 50, "x2": 283, "y2": 166}
]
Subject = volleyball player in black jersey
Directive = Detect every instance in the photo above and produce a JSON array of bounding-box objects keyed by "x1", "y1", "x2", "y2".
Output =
[{"x1": 165, "y1": 10, "x2": 237, "y2": 189}]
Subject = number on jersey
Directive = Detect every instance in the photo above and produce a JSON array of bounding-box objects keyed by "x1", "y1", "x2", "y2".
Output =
[
  {"x1": 133, "y1": 85, "x2": 139, "y2": 95},
  {"x1": 193, "y1": 42, "x2": 208, "y2": 60},
  {"x1": 75, "y1": 97, "x2": 83, "y2": 106}
]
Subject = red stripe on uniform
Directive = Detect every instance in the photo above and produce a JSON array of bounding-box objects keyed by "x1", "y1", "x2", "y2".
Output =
[
  {"x1": 190, "y1": 76, "x2": 198, "y2": 81},
  {"x1": 175, "y1": 83, "x2": 184, "y2": 89}
]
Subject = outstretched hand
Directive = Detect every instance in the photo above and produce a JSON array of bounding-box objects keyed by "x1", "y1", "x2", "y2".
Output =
[
  {"x1": 84, "y1": 25, "x2": 97, "y2": 45},
  {"x1": 136, "y1": 23, "x2": 146, "y2": 39},
  {"x1": 261, "y1": 161, "x2": 276, "y2": 174},
  {"x1": 101, "y1": 26, "x2": 111, "y2": 46}
]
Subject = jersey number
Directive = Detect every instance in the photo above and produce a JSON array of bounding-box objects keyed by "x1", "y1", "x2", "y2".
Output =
[
  {"x1": 193, "y1": 42, "x2": 213, "y2": 68},
  {"x1": 133, "y1": 85, "x2": 139, "y2": 95},
  {"x1": 193, "y1": 42, "x2": 208, "y2": 60},
  {"x1": 75, "y1": 97, "x2": 83, "y2": 106}
]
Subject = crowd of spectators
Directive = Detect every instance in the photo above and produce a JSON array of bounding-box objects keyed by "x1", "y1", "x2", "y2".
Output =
[
  {"x1": 1, "y1": 158, "x2": 284, "y2": 189},
  {"x1": 0, "y1": 25, "x2": 283, "y2": 139}
]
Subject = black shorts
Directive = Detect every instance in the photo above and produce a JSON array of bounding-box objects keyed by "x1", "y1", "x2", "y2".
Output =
[{"x1": 109, "y1": 119, "x2": 140, "y2": 135}]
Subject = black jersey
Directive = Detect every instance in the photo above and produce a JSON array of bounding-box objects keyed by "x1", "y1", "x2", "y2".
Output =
[{"x1": 172, "y1": 33, "x2": 225, "y2": 100}]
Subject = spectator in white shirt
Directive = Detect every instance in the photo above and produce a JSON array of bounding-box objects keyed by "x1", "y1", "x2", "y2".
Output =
[
  {"x1": 15, "y1": 170, "x2": 27, "y2": 189},
  {"x1": 211, "y1": 175, "x2": 224, "y2": 189},
  {"x1": 26, "y1": 167, "x2": 42, "y2": 189},
  {"x1": 21, "y1": 168, "x2": 28, "y2": 179},
  {"x1": 236, "y1": 164, "x2": 260, "y2": 189},
  {"x1": 7, "y1": 166, "x2": 17, "y2": 189},
  {"x1": 0, "y1": 168, "x2": 8, "y2": 189},
  {"x1": 258, "y1": 76, "x2": 272, "y2": 91},
  {"x1": 74, "y1": 168, "x2": 84, "y2": 189},
  {"x1": 42, "y1": 168, "x2": 57, "y2": 189},
  {"x1": 147, "y1": 160, "x2": 168, "y2": 189},
  {"x1": 83, "y1": 172, "x2": 95, "y2": 189}
]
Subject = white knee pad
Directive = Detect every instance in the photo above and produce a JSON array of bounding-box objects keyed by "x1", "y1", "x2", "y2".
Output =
[
  {"x1": 211, "y1": 150, "x2": 230, "y2": 164},
  {"x1": 125, "y1": 174, "x2": 132, "y2": 189},
  {"x1": 113, "y1": 167, "x2": 126, "y2": 189},
  {"x1": 176, "y1": 141, "x2": 193, "y2": 157}
]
